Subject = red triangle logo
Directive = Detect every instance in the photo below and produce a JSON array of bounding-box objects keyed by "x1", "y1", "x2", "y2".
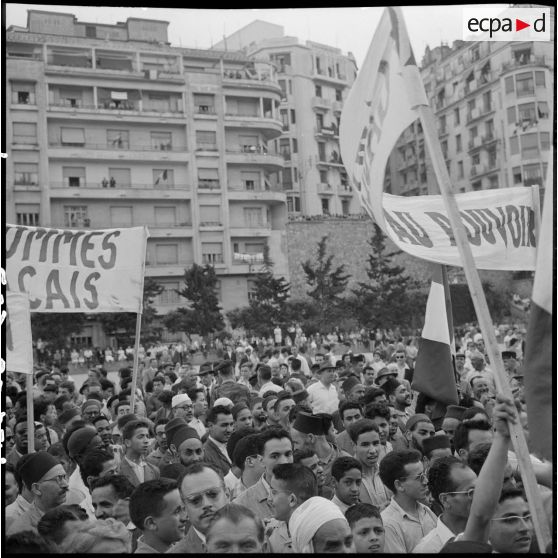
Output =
[{"x1": 516, "y1": 18, "x2": 530, "y2": 31}]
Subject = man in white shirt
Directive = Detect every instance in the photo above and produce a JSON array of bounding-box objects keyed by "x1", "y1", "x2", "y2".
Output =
[
  {"x1": 306, "y1": 363, "x2": 339, "y2": 415},
  {"x1": 258, "y1": 364, "x2": 283, "y2": 397}
]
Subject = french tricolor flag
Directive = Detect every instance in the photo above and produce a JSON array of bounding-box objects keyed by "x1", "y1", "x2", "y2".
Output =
[
  {"x1": 523, "y1": 167, "x2": 553, "y2": 461},
  {"x1": 412, "y1": 264, "x2": 459, "y2": 405}
]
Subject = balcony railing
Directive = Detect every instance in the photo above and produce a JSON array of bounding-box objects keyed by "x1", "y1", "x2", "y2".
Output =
[
  {"x1": 232, "y1": 221, "x2": 271, "y2": 229},
  {"x1": 48, "y1": 141, "x2": 183, "y2": 152},
  {"x1": 195, "y1": 105, "x2": 216, "y2": 114},
  {"x1": 198, "y1": 181, "x2": 221, "y2": 190},
  {"x1": 233, "y1": 254, "x2": 265, "y2": 265},
  {"x1": 48, "y1": 100, "x2": 184, "y2": 114},
  {"x1": 229, "y1": 182, "x2": 283, "y2": 193},
  {"x1": 199, "y1": 222, "x2": 222, "y2": 227},
  {"x1": 202, "y1": 254, "x2": 224, "y2": 264},
  {"x1": 501, "y1": 55, "x2": 547, "y2": 73},
  {"x1": 50, "y1": 181, "x2": 190, "y2": 190}
]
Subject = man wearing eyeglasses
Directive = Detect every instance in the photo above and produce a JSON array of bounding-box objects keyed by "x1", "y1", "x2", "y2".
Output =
[
  {"x1": 378, "y1": 449, "x2": 437, "y2": 553},
  {"x1": 6, "y1": 451, "x2": 69, "y2": 536},
  {"x1": 168, "y1": 462, "x2": 228, "y2": 554}
]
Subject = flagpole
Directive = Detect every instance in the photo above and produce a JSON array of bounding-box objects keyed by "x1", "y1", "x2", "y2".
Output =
[
  {"x1": 129, "y1": 311, "x2": 143, "y2": 412},
  {"x1": 26, "y1": 374, "x2": 35, "y2": 453},
  {"x1": 417, "y1": 103, "x2": 551, "y2": 550}
]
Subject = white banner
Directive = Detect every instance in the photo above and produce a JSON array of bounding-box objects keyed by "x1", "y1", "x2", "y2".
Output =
[
  {"x1": 383, "y1": 187, "x2": 538, "y2": 270},
  {"x1": 6, "y1": 225, "x2": 149, "y2": 313},
  {"x1": 6, "y1": 291, "x2": 34, "y2": 374},
  {"x1": 340, "y1": 7, "x2": 539, "y2": 271}
]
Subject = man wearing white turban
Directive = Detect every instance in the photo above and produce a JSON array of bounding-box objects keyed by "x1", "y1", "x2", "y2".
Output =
[{"x1": 288, "y1": 496, "x2": 354, "y2": 553}]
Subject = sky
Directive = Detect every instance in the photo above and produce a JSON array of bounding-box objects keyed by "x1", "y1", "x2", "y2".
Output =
[{"x1": 5, "y1": 4, "x2": 509, "y2": 69}]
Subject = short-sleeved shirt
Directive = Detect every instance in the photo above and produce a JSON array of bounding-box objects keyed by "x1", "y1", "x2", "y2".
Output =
[
  {"x1": 306, "y1": 381, "x2": 339, "y2": 415},
  {"x1": 381, "y1": 497, "x2": 437, "y2": 553},
  {"x1": 412, "y1": 515, "x2": 457, "y2": 553}
]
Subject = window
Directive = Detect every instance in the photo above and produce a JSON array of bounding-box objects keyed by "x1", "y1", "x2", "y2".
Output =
[
  {"x1": 198, "y1": 168, "x2": 219, "y2": 189},
  {"x1": 341, "y1": 199, "x2": 350, "y2": 215},
  {"x1": 110, "y1": 206, "x2": 133, "y2": 227},
  {"x1": 290, "y1": 109, "x2": 296, "y2": 124},
  {"x1": 318, "y1": 142, "x2": 326, "y2": 161},
  {"x1": 516, "y1": 72, "x2": 534, "y2": 97},
  {"x1": 153, "y1": 169, "x2": 174, "y2": 187},
  {"x1": 456, "y1": 134, "x2": 462, "y2": 153},
  {"x1": 458, "y1": 161, "x2": 464, "y2": 178},
  {"x1": 280, "y1": 110, "x2": 289, "y2": 130},
  {"x1": 194, "y1": 94, "x2": 215, "y2": 113},
  {"x1": 316, "y1": 113, "x2": 324, "y2": 130},
  {"x1": 540, "y1": 132, "x2": 550, "y2": 151},
  {"x1": 292, "y1": 138, "x2": 298, "y2": 153},
  {"x1": 507, "y1": 106, "x2": 516, "y2": 125},
  {"x1": 109, "y1": 168, "x2": 131, "y2": 188},
  {"x1": 335, "y1": 89, "x2": 342, "y2": 102},
  {"x1": 240, "y1": 135, "x2": 258, "y2": 152},
  {"x1": 472, "y1": 180, "x2": 482, "y2": 191},
  {"x1": 241, "y1": 171, "x2": 260, "y2": 191},
  {"x1": 537, "y1": 101, "x2": 549, "y2": 118},
  {"x1": 282, "y1": 168, "x2": 293, "y2": 190},
  {"x1": 13, "y1": 122, "x2": 37, "y2": 144},
  {"x1": 523, "y1": 164, "x2": 542, "y2": 186},
  {"x1": 512, "y1": 166, "x2": 522, "y2": 185},
  {"x1": 520, "y1": 133, "x2": 539, "y2": 159},
  {"x1": 196, "y1": 130, "x2": 217, "y2": 150},
  {"x1": 154, "y1": 206, "x2": 176, "y2": 226},
  {"x1": 293, "y1": 167, "x2": 298, "y2": 182},
  {"x1": 439, "y1": 115, "x2": 446, "y2": 134},
  {"x1": 12, "y1": 82, "x2": 35, "y2": 105},
  {"x1": 199, "y1": 205, "x2": 221, "y2": 226},
  {"x1": 63, "y1": 166, "x2": 86, "y2": 188},
  {"x1": 157, "y1": 282, "x2": 180, "y2": 305},
  {"x1": 151, "y1": 131, "x2": 172, "y2": 151},
  {"x1": 85, "y1": 25, "x2": 97, "y2": 38},
  {"x1": 244, "y1": 207, "x2": 263, "y2": 227},
  {"x1": 155, "y1": 244, "x2": 178, "y2": 265},
  {"x1": 60, "y1": 127, "x2": 85, "y2": 146},
  {"x1": 319, "y1": 169, "x2": 328, "y2": 183},
  {"x1": 472, "y1": 153, "x2": 480, "y2": 165},
  {"x1": 485, "y1": 120, "x2": 494, "y2": 138},
  {"x1": 202, "y1": 242, "x2": 223, "y2": 264},
  {"x1": 64, "y1": 205, "x2": 89, "y2": 227},
  {"x1": 315, "y1": 85, "x2": 322, "y2": 97},
  {"x1": 470, "y1": 126, "x2": 478, "y2": 138},
  {"x1": 510, "y1": 136, "x2": 519, "y2": 155},
  {"x1": 505, "y1": 76, "x2": 514, "y2": 94},
  {"x1": 518, "y1": 102, "x2": 536, "y2": 122},
  {"x1": 287, "y1": 195, "x2": 301, "y2": 212},
  {"x1": 279, "y1": 79, "x2": 287, "y2": 99},
  {"x1": 107, "y1": 130, "x2": 129, "y2": 149},
  {"x1": 482, "y1": 91, "x2": 491, "y2": 112},
  {"x1": 16, "y1": 204, "x2": 40, "y2": 226},
  {"x1": 14, "y1": 163, "x2": 38, "y2": 185},
  {"x1": 321, "y1": 197, "x2": 330, "y2": 215},
  {"x1": 489, "y1": 175, "x2": 499, "y2": 189},
  {"x1": 535, "y1": 71, "x2": 545, "y2": 87},
  {"x1": 453, "y1": 108, "x2": 460, "y2": 126},
  {"x1": 247, "y1": 279, "x2": 257, "y2": 302}
]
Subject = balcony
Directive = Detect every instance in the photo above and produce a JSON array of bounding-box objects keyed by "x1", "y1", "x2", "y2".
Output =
[
  {"x1": 13, "y1": 180, "x2": 40, "y2": 191},
  {"x1": 318, "y1": 182, "x2": 334, "y2": 195},
  {"x1": 225, "y1": 146, "x2": 285, "y2": 169},
  {"x1": 202, "y1": 253, "x2": 224, "y2": 265},
  {"x1": 222, "y1": 69, "x2": 281, "y2": 94},
  {"x1": 49, "y1": 181, "x2": 191, "y2": 200},
  {"x1": 194, "y1": 105, "x2": 217, "y2": 117},
  {"x1": 47, "y1": 142, "x2": 187, "y2": 161},
  {"x1": 145, "y1": 262, "x2": 192, "y2": 276},
  {"x1": 481, "y1": 133, "x2": 496, "y2": 145},
  {"x1": 338, "y1": 184, "x2": 353, "y2": 196},
  {"x1": 501, "y1": 55, "x2": 548, "y2": 74},
  {"x1": 228, "y1": 183, "x2": 286, "y2": 204},
  {"x1": 223, "y1": 113, "x2": 283, "y2": 139},
  {"x1": 332, "y1": 100, "x2": 343, "y2": 113},
  {"x1": 197, "y1": 181, "x2": 221, "y2": 192},
  {"x1": 315, "y1": 124, "x2": 338, "y2": 137},
  {"x1": 146, "y1": 225, "x2": 193, "y2": 238},
  {"x1": 466, "y1": 107, "x2": 480, "y2": 123},
  {"x1": 468, "y1": 136, "x2": 481, "y2": 150},
  {"x1": 230, "y1": 222, "x2": 272, "y2": 237},
  {"x1": 317, "y1": 153, "x2": 344, "y2": 167},
  {"x1": 199, "y1": 221, "x2": 223, "y2": 229},
  {"x1": 312, "y1": 96, "x2": 331, "y2": 110}
]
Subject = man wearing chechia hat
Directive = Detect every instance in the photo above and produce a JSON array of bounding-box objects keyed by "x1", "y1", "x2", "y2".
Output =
[
  {"x1": 291, "y1": 411, "x2": 351, "y2": 488},
  {"x1": 6, "y1": 451, "x2": 69, "y2": 536}
]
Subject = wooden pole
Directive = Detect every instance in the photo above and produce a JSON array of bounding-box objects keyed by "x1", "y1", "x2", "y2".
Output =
[
  {"x1": 129, "y1": 311, "x2": 143, "y2": 412},
  {"x1": 26, "y1": 373, "x2": 35, "y2": 453},
  {"x1": 417, "y1": 104, "x2": 551, "y2": 551}
]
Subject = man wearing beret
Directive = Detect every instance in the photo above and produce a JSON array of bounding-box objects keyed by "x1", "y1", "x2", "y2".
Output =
[
  {"x1": 7, "y1": 452, "x2": 69, "y2": 536},
  {"x1": 306, "y1": 363, "x2": 340, "y2": 415},
  {"x1": 291, "y1": 411, "x2": 350, "y2": 487}
]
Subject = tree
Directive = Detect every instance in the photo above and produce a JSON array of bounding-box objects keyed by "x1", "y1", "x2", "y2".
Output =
[
  {"x1": 351, "y1": 224, "x2": 417, "y2": 330},
  {"x1": 301, "y1": 235, "x2": 350, "y2": 330},
  {"x1": 31, "y1": 313, "x2": 87, "y2": 350},
  {"x1": 163, "y1": 263, "x2": 224, "y2": 337},
  {"x1": 97, "y1": 278, "x2": 164, "y2": 346},
  {"x1": 226, "y1": 249, "x2": 290, "y2": 336}
]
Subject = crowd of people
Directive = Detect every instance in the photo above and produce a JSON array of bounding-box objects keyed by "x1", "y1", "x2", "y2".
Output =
[{"x1": 4, "y1": 322, "x2": 552, "y2": 554}]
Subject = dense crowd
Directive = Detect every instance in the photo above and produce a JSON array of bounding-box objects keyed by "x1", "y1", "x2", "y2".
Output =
[{"x1": 4, "y1": 323, "x2": 552, "y2": 554}]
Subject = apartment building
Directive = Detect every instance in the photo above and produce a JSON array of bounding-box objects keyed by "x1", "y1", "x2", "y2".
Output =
[
  {"x1": 386, "y1": 38, "x2": 554, "y2": 199},
  {"x1": 214, "y1": 21, "x2": 361, "y2": 217},
  {"x1": 6, "y1": 10, "x2": 289, "y2": 345}
]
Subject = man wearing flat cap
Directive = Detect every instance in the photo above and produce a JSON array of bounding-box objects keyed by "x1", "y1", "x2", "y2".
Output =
[
  {"x1": 7, "y1": 452, "x2": 68, "y2": 536},
  {"x1": 306, "y1": 362, "x2": 340, "y2": 415},
  {"x1": 291, "y1": 411, "x2": 350, "y2": 487}
]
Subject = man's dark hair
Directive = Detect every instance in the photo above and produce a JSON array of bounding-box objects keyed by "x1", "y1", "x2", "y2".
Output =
[
  {"x1": 129, "y1": 478, "x2": 178, "y2": 530},
  {"x1": 345, "y1": 503, "x2": 382, "y2": 527},
  {"x1": 53, "y1": 394, "x2": 71, "y2": 412},
  {"x1": 37, "y1": 504, "x2": 88, "y2": 545},
  {"x1": 331, "y1": 456, "x2": 362, "y2": 481},
  {"x1": 466, "y1": 441, "x2": 493, "y2": 475},
  {"x1": 293, "y1": 448, "x2": 316, "y2": 463},
  {"x1": 453, "y1": 420, "x2": 491, "y2": 453},
  {"x1": 290, "y1": 358, "x2": 302, "y2": 372},
  {"x1": 256, "y1": 427, "x2": 291, "y2": 456},
  {"x1": 227, "y1": 427, "x2": 257, "y2": 462},
  {"x1": 232, "y1": 433, "x2": 261, "y2": 470},
  {"x1": 100, "y1": 379, "x2": 115, "y2": 391},
  {"x1": 348, "y1": 418, "x2": 380, "y2": 444},
  {"x1": 158, "y1": 390, "x2": 173, "y2": 405},
  {"x1": 117, "y1": 413, "x2": 139, "y2": 431},
  {"x1": 122, "y1": 419, "x2": 150, "y2": 441},
  {"x1": 271, "y1": 463, "x2": 318, "y2": 502},
  {"x1": 206, "y1": 405, "x2": 232, "y2": 426},
  {"x1": 273, "y1": 391, "x2": 294, "y2": 412},
  {"x1": 259, "y1": 366, "x2": 272, "y2": 382},
  {"x1": 461, "y1": 407, "x2": 490, "y2": 422},
  {"x1": 498, "y1": 486, "x2": 525, "y2": 504},
  {"x1": 262, "y1": 394, "x2": 279, "y2": 412},
  {"x1": 164, "y1": 371, "x2": 178, "y2": 385},
  {"x1": 361, "y1": 387, "x2": 386, "y2": 406},
  {"x1": 152, "y1": 375, "x2": 165, "y2": 386},
  {"x1": 379, "y1": 449, "x2": 422, "y2": 493},
  {"x1": 86, "y1": 392, "x2": 104, "y2": 404},
  {"x1": 91, "y1": 414, "x2": 110, "y2": 427},
  {"x1": 61, "y1": 419, "x2": 88, "y2": 456},
  {"x1": 427, "y1": 455, "x2": 468, "y2": 504},
  {"x1": 80, "y1": 447, "x2": 115, "y2": 485},
  {"x1": 186, "y1": 386, "x2": 205, "y2": 402},
  {"x1": 6, "y1": 531, "x2": 56, "y2": 553},
  {"x1": 364, "y1": 402, "x2": 390, "y2": 421},
  {"x1": 382, "y1": 379, "x2": 402, "y2": 398},
  {"x1": 90, "y1": 474, "x2": 135, "y2": 499},
  {"x1": 155, "y1": 417, "x2": 170, "y2": 428},
  {"x1": 339, "y1": 400, "x2": 362, "y2": 422},
  {"x1": 207, "y1": 504, "x2": 264, "y2": 542},
  {"x1": 249, "y1": 397, "x2": 263, "y2": 411},
  {"x1": 33, "y1": 397, "x2": 52, "y2": 421},
  {"x1": 115, "y1": 400, "x2": 132, "y2": 413},
  {"x1": 6, "y1": 462, "x2": 22, "y2": 492}
]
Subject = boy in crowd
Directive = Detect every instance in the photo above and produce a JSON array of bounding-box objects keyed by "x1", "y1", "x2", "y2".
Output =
[{"x1": 345, "y1": 502, "x2": 385, "y2": 553}]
